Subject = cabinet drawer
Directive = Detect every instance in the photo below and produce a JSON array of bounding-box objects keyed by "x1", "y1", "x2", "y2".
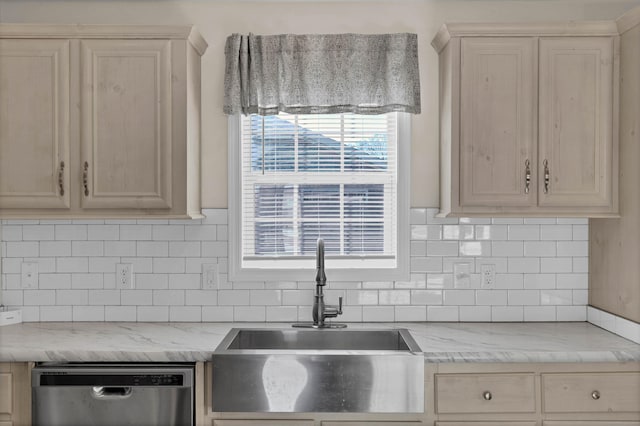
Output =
[
  {"x1": 437, "y1": 423, "x2": 537, "y2": 426},
  {"x1": 0, "y1": 373, "x2": 11, "y2": 415},
  {"x1": 323, "y1": 422, "x2": 422, "y2": 426},
  {"x1": 544, "y1": 423, "x2": 640, "y2": 426},
  {"x1": 213, "y1": 421, "x2": 313, "y2": 426},
  {"x1": 542, "y1": 373, "x2": 640, "y2": 413},
  {"x1": 435, "y1": 373, "x2": 536, "y2": 414}
]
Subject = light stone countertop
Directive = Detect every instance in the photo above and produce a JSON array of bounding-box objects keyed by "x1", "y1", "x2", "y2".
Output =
[{"x1": 0, "y1": 322, "x2": 638, "y2": 363}]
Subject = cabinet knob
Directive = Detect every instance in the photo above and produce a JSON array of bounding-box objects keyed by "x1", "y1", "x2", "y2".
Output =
[
  {"x1": 543, "y1": 159, "x2": 550, "y2": 194},
  {"x1": 83, "y1": 161, "x2": 90, "y2": 196},
  {"x1": 58, "y1": 161, "x2": 65, "y2": 196},
  {"x1": 482, "y1": 391, "x2": 492, "y2": 401},
  {"x1": 591, "y1": 390, "x2": 601, "y2": 400}
]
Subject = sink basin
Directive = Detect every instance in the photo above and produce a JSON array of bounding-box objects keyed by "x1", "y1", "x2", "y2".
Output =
[{"x1": 211, "y1": 328, "x2": 424, "y2": 413}]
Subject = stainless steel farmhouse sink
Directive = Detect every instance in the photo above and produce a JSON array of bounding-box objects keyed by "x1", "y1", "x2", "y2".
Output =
[{"x1": 211, "y1": 328, "x2": 424, "y2": 413}]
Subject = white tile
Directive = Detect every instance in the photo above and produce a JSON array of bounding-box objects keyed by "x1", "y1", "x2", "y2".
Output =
[
  {"x1": 507, "y1": 258, "x2": 539, "y2": 273},
  {"x1": 185, "y1": 290, "x2": 218, "y2": 305},
  {"x1": 73, "y1": 306, "x2": 104, "y2": 321},
  {"x1": 443, "y1": 290, "x2": 475, "y2": 305},
  {"x1": 170, "y1": 306, "x2": 202, "y2": 322},
  {"x1": 524, "y1": 306, "x2": 557, "y2": 321},
  {"x1": 410, "y1": 257, "x2": 443, "y2": 273},
  {"x1": 2, "y1": 274, "x2": 20, "y2": 290},
  {"x1": 122, "y1": 257, "x2": 153, "y2": 273},
  {"x1": 72, "y1": 219, "x2": 104, "y2": 225},
  {"x1": 540, "y1": 290, "x2": 573, "y2": 305},
  {"x1": 523, "y1": 218, "x2": 557, "y2": 224},
  {"x1": 572, "y1": 225, "x2": 589, "y2": 240},
  {"x1": 72, "y1": 241, "x2": 104, "y2": 257},
  {"x1": 426, "y1": 274, "x2": 453, "y2": 289},
  {"x1": 170, "y1": 219, "x2": 202, "y2": 225},
  {"x1": 410, "y1": 241, "x2": 427, "y2": 257},
  {"x1": 508, "y1": 290, "x2": 540, "y2": 306},
  {"x1": 104, "y1": 219, "x2": 137, "y2": 225},
  {"x1": 360, "y1": 281, "x2": 391, "y2": 290},
  {"x1": 492, "y1": 242, "x2": 524, "y2": 257},
  {"x1": 491, "y1": 218, "x2": 523, "y2": 224},
  {"x1": 475, "y1": 225, "x2": 508, "y2": 240},
  {"x1": 475, "y1": 258, "x2": 508, "y2": 273},
  {"x1": 184, "y1": 225, "x2": 217, "y2": 241},
  {"x1": 557, "y1": 241, "x2": 588, "y2": 257},
  {"x1": 338, "y1": 305, "x2": 362, "y2": 322},
  {"x1": 169, "y1": 242, "x2": 201, "y2": 257},
  {"x1": 266, "y1": 306, "x2": 299, "y2": 322},
  {"x1": 88, "y1": 225, "x2": 120, "y2": 240},
  {"x1": 39, "y1": 273, "x2": 72, "y2": 289},
  {"x1": 491, "y1": 306, "x2": 523, "y2": 322},
  {"x1": 137, "y1": 241, "x2": 169, "y2": 257},
  {"x1": 541, "y1": 258, "x2": 573, "y2": 273},
  {"x1": 22, "y1": 225, "x2": 54, "y2": 240},
  {"x1": 89, "y1": 290, "x2": 120, "y2": 305},
  {"x1": 24, "y1": 290, "x2": 55, "y2": 305},
  {"x1": 6, "y1": 242, "x2": 39, "y2": 257},
  {"x1": 426, "y1": 306, "x2": 459, "y2": 321},
  {"x1": 573, "y1": 289, "x2": 588, "y2": 305},
  {"x1": 615, "y1": 316, "x2": 640, "y2": 344},
  {"x1": 410, "y1": 208, "x2": 427, "y2": 225},
  {"x1": 121, "y1": 290, "x2": 152, "y2": 306},
  {"x1": 137, "y1": 219, "x2": 168, "y2": 225},
  {"x1": 459, "y1": 241, "x2": 491, "y2": 257},
  {"x1": 508, "y1": 225, "x2": 540, "y2": 240},
  {"x1": 523, "y1": 241, "x2": 557, "y2": 257},
  {"x1": 202, "y1": 306, "x2": 234, "y2": 321},
  {"x1": 185, "y1": 257, "x2": 211, "y2": 273},
  {"x1": 459, "y1": 306, "x2": 491, "y2": 322},
  {"x1": 153, "y1": 290, "x2": 185, "y2": 305},
  {"x1": 266, "y1": 281, "x2": 300, "y2": 290},
  {"x1": 119, "y1": 225, "x2": 152, "y2": 240},
  {"x1": 1, "y1": 290, "x2": 23, "y2": 306},
  {"x1": 137, "y1": 306, "x2": 169, "y2": 321},
  {"x1": 105, "y1": 306, "x2": 137, "y2": 322},
  {"x1": 249, "y1": 289, "x2": 282, "y2": 306},
  {"x1": 410, "y1": 225, "x2": 427, "y2": 240},
  {"x1": 88, "y1": 257, "x2": 119, "y2": 273},
  {"x1": 71, "y1": 273, "x2": 104, "y2": 289},
  {"x1": 346, "y1": 290, "x2": 378, "y2": 305},
  {"x1": 135, "y1": 274, "x2": 168, "y2": 289},
  {"x1": 56, "y1": 289, "x2": 89, "y2": 305},
  {"x1": 540, "y1": 225, "x2": 572, "y2": 240},
  {"x1": 394, "y1": 274, "x2": 427, "y2": 289},
  {"x1": 57, "y1": 257, "x2": 89, "y2": 273},
  {"x1": 475, "y1": 290, "x2": 507, "y2": 306},
  {"x1": 217, "y1": 225, "x2": 228, "y2": 241},
  {"x1": 19, "y1": 306, "x2": 40, "y2": 322},
  {"x1": 282, "y1": 289, "x2": 313, "y2": 305},
  {"x1": 1, "y1": 225, "x2": 22, "y2": 241},
  {"x1": 442, "y1": 225, "x2": 474, "y2": 240},
  {"x1": 168, "y1": 274, "x2": 201, "y2": 289},
  {"x1": 152, "y1": 258, "x2": 185, "y2": 273},
  {"x1": 410, "y1": 289, "x2": 442, "y2": 305},
  {"x1": 104, "y1": 241, "x2": 136, "y2": 257},
  {"x1": 524, "y1": 274, "x2": 556, "y2": 289},
  {"x1": 557, "y1": 306, "x2": 587, "y2": 321},
  {"x1": 104, "y1": 274, "x2": 116, "y2": 289},
  {"x1": 26, "y1": 257, "x2": 56, "y2": 273},
  {"x1": 2, "y1": 258, "x2": 22, "y2": 273},
  {"x1": 219, "y1": 290, "x2": 250, "y2": 305},
  {"x1": 40, "y1": 306, "x2": 72, "y2": 321},
  {"x1": 152, "y1": 225, "x2": 184, "y2": 241},
  {"x1": 556, "y1": 273, "x2": 588, "y2": 289},
  {"x1": 362, "y1": 306, "x2": 395, "y2": 322},
  {"x1": 573, "y1": 257, "x2": 589, "y2": 273},
  {"x1": 202, "y1": 209, "x2": 228, "y2": 225},
  {"x1": 4, "y1": 219, "x2": 39, "y2": 225},
  {"x1": 394, "y1": 306, "x2": 426, "y2": 321},
  {"x1": 40, "y1": 241, "x2": 71, "y2": 257},
  {"x1": 372, "y1": 289, "x2": 407, "y2": 304},
  {"x1": 234, "y1": 306, "x2": 266, "y2": 321},
  {"x1": 459, "y1": 217, "x2": 491, "y2": 225},
  {"x1": 55, "y1": 225, "x2": 88, "y2": 240},
  {"x1": 201, "y1": 242, "x2": 228, "y2": 257},
  {"x1": 427, "y1": 213, "x2": 458, "y2": 225},
  {"x1": 557, "y1": 218, "x2": 588, "y2": 225},
  {"x1": 233, "y1": 281, "x2": 265, "y2": 290}
]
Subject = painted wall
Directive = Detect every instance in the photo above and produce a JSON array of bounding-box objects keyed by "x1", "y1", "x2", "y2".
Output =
[{"x1": 0, "y1": 0, "x2": 637, "y2": 208}]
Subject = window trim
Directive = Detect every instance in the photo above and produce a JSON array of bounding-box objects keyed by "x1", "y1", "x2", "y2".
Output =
[{"x1": 228, "y1": 113, "x2": 411, "y2": 282}]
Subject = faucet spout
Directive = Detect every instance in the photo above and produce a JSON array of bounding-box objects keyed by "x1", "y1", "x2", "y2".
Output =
[{"x1": 315, "y1": 238, "x2": 326, "y2": 286}]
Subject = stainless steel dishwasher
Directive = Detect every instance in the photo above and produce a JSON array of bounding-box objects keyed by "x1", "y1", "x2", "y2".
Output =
[{"x1": 32, "y1": 363, "x2": 194, "y2": 426}]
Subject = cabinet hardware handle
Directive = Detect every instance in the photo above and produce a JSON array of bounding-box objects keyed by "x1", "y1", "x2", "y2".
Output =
[
  {"x1": 482, "y1": 391, "x2": 492, "y2": 401},
  {"x1": 543, "y1": 159, "x2": 550, "y2": 194},
  {"x1": 83, "y1": 161, "x2": 89, "y2": 196},
  {"x1": 58, "y1": 161, "x2": 65, "y2": 196},
  {"x1": 591, "y1": 390, "x2": 601, "y2": 400},
  {"x1": 524, "y1": 159, "x2": 531, "y2": 194}
]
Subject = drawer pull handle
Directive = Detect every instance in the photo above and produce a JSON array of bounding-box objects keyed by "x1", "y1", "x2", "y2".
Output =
[
  {"x1": 58, "y1": 161, "x2": 65, "y2": 196},
  {"x1": 591, "y1": 390, "x2": 601, "y2": 400},
  {"x1": 543, "y1": 159, "x2": 550, "y2": 194},
  {"x1": 482, "y1": 391, "x2": 492, "y2": 401},
  {"x1": 524, "y1": 159, "x2": 531, "y2": 194},
  {"x1": 83, "y1": 161, "x2": 90, "y2": 196}
]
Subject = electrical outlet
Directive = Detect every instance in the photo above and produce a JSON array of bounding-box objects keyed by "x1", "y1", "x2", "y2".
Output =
[
  {"x1": 21, "y1": 262, "x2": 38, "y2": 289},
  {"x1": 116, "y1": 263, "x2": 134, "y2": 289},
  {"x1": 481, "y1": 264, "x2": 496, "y2": 289},
  {"x1": 202, "y1": 263, "x2": 218, "y2": 290}
]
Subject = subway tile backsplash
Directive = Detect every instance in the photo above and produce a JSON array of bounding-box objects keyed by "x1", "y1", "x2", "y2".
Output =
[{"x1": 0, "y1": 209, "x2": 588, "y2": 322}]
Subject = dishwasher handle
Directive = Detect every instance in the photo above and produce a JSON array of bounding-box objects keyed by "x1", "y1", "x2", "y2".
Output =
[{"x1": 91, "y1": 386, "x2": 133, "y2": 399}]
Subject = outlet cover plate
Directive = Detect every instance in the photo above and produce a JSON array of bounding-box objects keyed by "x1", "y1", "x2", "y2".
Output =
[
  {"x1": 481, "y1": 264, "x2": 496, "y2": 289},
  {"x1": 21, "y1": 262, "x2": 38, "y2": 289},
  {"x1": 116, "y1": 263, "x2": 134, "y2": 289}
]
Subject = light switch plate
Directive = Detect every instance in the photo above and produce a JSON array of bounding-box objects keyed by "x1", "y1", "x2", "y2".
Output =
[
  {"x1": 21, "y1": 262, "x2": 38, "y2": 289},
  {"x1": 454, "y1": 263, "x2": 471, "y2": 289},
  {"x1": 202, "y1": 263, "x2": 218, "y2": 290}
]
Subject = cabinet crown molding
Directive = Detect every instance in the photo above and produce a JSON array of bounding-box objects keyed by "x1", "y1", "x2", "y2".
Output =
[
  {"x1": 0, "y1": 24, "x2": 208, "y2": 55},
  {"x1": 431, "y1": 21, "x2": 619, "y2": 52},
  {"x1": 617, "y1": 5, "x2": 640, "y2": 35}
]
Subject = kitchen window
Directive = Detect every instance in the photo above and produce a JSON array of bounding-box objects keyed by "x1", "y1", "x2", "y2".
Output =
[{"x1": 228, "y1": 112, "x2": 410, "y2": 281}]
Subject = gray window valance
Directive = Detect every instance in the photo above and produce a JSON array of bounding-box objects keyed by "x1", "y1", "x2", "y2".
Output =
[{"x1": 224, "y1": 33, "x2": 421, "y2": 116}]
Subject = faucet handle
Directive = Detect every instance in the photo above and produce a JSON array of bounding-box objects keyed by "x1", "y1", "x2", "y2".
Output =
[{"x1": 338, "y1": 296, "x2": 343, "y2": 314}]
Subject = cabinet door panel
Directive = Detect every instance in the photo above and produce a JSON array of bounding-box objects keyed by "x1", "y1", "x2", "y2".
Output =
[
  {"x1": 544, "y1": 423, "x2": 640, "y2": 426},
  {"x1": 538, "y1": 37, "x2": 614, "y2": 207},
  {"x1": 81, "y1": 39, "x2": 172, "y2": 209},
  {"x1": 437, "y1": 423, "x2": 537, "y2": 426},
  {"x1": 0, "y1": 39, "x2": 70, "y2": 209},
  {"x1": 459, "y1": 38, "x2": 536, "y2": 207},
  {"x1": 0, "y1": 373, "x2": 11, "y2": 415},
  {"x1": 212, "y1": 421, "x2": 314, "y2": 426}
]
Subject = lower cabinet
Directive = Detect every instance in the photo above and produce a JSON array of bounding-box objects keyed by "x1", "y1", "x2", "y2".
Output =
[
  {"x1": 436, "y1": 423, "x2": 537, "y2": 426},
  {"x1": 0, "y1": 363, "x2": 31, "y2": 426},
  {"x1": 212, "y1": 422, "x2": 314, "y2": 426}
]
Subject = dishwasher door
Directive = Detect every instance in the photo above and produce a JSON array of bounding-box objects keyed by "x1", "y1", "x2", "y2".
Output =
[{"x1": 32, "y1": 364, "x2": 194, "y2": 426}]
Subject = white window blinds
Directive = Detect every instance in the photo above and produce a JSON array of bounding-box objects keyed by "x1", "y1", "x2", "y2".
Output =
[{"x1": 239, "y1": 113, "x2": 399, "y2": 266}]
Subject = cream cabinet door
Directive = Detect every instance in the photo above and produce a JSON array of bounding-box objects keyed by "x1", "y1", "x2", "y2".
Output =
[
  {"x1": 538, "y1": 37, "x2": 614, "y2": 208},
  {"x1": 0, "y1": 39, "x2": 70, "y2": 209},
  {"x1": 80, "y1": 39, "x2": 172, "y2": 210},
  {"x1": 459, "y1": 38, "x2": 537, "y2": 207}
]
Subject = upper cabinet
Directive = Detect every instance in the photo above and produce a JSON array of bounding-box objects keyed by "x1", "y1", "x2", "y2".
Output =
[
  {"x1": 433, "y1": 22, "x2": 619, "y2": 217},
  {"x1": 0, "y1": 25, "x2": 207, "y2": 218}
]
